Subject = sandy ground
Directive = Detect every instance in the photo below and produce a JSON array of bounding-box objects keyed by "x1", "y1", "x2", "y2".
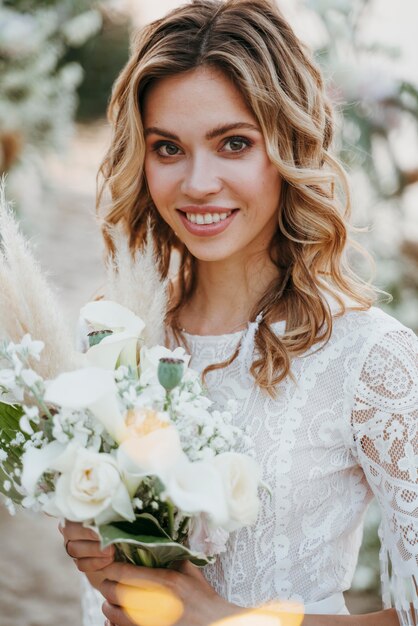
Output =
[{"x1": 0, "y1": 123, "x2": 382, "y2": 625}]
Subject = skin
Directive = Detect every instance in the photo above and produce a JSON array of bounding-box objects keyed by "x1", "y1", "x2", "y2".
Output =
[
  {"x1": 143, "y1": 66, "x2": 283, "y2": 335},
  {"x1": 59, "y1": 68, "x2": 402, "y2": 625}
]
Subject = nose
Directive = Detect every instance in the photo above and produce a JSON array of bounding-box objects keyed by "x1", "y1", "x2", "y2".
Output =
[{"x1": 180, "y1": 153, "x2": 223, "y2": 199}]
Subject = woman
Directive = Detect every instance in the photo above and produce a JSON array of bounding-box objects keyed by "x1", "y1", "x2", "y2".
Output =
[{"x1": 61, "y1": 1, "x2": 418, "y2": 625}]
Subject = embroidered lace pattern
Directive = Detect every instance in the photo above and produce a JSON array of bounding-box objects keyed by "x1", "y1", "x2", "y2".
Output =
[{"x1": 80, "y1": 307, "x2": 418, "y2": 626}]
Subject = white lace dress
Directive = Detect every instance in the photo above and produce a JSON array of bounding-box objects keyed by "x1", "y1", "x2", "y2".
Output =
[{"x1": 81, "y1": 306, "x2": 418, "y2": 626}]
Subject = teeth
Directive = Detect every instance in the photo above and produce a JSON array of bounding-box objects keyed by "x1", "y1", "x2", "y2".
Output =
[{"x1": 185, "y1": 211, "x2": 232, "y2": 225}]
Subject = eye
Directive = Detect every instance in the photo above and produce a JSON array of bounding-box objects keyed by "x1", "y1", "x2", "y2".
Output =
[
  {"x1": 153, "y1": 141, "x2": 182, "y2": 157},
  {"x1": 222, "y1": 136, "x2": 253, "y2": 153}
]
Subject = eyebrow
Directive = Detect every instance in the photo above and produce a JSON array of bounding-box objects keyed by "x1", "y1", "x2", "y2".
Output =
[{"x1": 144, "y1": 122, "x2": 261, "y2": 141}]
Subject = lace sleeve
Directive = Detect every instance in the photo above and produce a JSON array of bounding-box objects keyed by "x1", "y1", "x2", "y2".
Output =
[{"x1": 350, "y1": 327, "x2": 418, "y2": 626}]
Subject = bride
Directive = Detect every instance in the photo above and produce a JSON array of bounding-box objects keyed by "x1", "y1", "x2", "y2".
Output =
[{"x1": 61, "y1": 1, "x2": 418, "y2": 624}]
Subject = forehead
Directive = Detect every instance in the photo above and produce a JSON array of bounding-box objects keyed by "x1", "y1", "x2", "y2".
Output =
[{"x1": 142, "y1": 66, "x2": 256, "y2": 129}]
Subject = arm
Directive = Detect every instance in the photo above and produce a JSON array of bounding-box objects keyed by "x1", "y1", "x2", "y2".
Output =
[
  {"x1": 98, "y1": 563, "x2": 401, "y2": 626},
  {"x1": 302, "y1": 609, "x2": 399, "y2": 625},
  {"x1": 349, "y1": 327, "x2": 418, "y2": 626}
]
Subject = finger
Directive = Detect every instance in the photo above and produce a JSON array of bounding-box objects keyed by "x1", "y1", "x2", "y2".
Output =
[
  {"x1": 100, "y1": 577, "x2": 184, "y2": 626},
  {"x1": 102, "y1": 562, "x2": 175, "y2": 587},
  {"x1": 102, "y1": 601, "x2": 137, "y2": 626},
  {"x1": 172, "y1": 560, "x2": 198, "y2": 575},
  {"x1": 66, "y1": 540, "x2": 114, "y2": 560},
  {"x1": 63, "y1": 521, "x2": 101, "y2": 541},
  {"x1": 99, "y1": 579, "x2": 120, "y2": 605},
  {"x1": 176, "y1": 560, "x2": 208, "y2": 584},
  {"x1": 100, "y1": 578, "x2": 175, "y2": 610},
  {"x1": 74, "y1": 556, "x2": 116, "y2": 573}
]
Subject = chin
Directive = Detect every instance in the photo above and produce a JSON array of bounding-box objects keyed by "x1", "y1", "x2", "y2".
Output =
[{"x1": 184, "y1": 241, "x2": 238, "y2": 263}]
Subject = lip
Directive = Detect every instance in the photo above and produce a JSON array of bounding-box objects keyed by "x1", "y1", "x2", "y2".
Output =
[
  {"x1": 178, "y1": 205, "x2": 237, "y2": 214},
  {"x1": 176, "y1": 207, "x2": 239, "y2": 237}
]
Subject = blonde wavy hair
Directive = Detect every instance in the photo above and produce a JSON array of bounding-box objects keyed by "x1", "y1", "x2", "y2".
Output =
[{"x1": 98, "y1": 0, "x2": 379, "y2": 395}]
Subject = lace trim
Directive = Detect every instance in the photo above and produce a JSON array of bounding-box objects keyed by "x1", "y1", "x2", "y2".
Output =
[
  {"x1": 380, "y1": 538, "x2": 418, "y2": 626},
  {"x1": 238, "y1": 312, "x2": 264, "y2": 386}
]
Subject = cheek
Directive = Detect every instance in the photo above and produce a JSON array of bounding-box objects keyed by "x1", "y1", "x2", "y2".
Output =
[
  {"x1": 145, "y1": 162, "x2": 184, "y2": 225},
  {"x1": 243, "y1": 162, "x2": 281, "y2": 219},
  {"x1": 144, "y1": 159, "x2": 164, "y2": 204},
  {"x1": 260, "y1": 158, "x2": 282, "y2": 194}
]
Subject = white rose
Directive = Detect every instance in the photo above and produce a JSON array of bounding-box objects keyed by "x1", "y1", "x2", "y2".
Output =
[
  {"x1": 42, "y1": 443, "x2": 134, "y2": 525},
  {"x1": 211, "y1": 452, "x2": 261, "y2": 531},
  {"x1": 164, "y1": 459, "x2": 229, "y2": 527},
  {"x1": 139, "y1": 345, "x2": 190, "y2": 387}
]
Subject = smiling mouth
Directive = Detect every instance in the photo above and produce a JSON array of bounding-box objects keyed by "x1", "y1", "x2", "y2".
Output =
[{"x1": 184, "y1": 210, "x2": 233, "y2": 225}]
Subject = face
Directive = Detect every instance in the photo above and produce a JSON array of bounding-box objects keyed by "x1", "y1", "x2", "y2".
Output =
[{"x1": 143, "y1": 66, "x2": 282, "y2": 264}]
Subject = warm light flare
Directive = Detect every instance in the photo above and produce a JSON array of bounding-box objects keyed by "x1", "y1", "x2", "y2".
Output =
[
  {"x1": 211, "y1": 602, "x2": 304, "y2": 626},
  {"x1": 115, "y1": 579, "x2": 184, "y2": 626},
  {"x1": 125, "y1": 408, "x2": 170, "y2": 437}
]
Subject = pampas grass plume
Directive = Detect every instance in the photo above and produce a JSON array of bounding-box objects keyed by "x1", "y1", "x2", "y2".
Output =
[
  {"x1": 0, "y1": 180, "x2": 80, "y2": 379},
  {"x1": 105, "y1": 223, "x2": 168, "y2": 346}
]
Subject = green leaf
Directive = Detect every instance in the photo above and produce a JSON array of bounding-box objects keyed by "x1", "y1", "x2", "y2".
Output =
[
  {"x1": 0, "y1": 402, "x2": 24, "y2": 436},
  {"x1": 98, "y1": 513, "x2": 214, "y2": 569},
  {"x1": 0, "y1": 464, "x2": 24, "y2": 503},
  {"x1": 100, "y1": 512, "x2": 172, "y2": 541},
  {"x1": 0, "y1": 402, "x2": 25, "y2": 504}
]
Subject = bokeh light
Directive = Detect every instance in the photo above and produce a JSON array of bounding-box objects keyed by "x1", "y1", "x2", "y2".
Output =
[
  {"x1": 211, "y1": 602, "x2": 304, "y2": 626},
  {"x1": 115, "y1": 579, "x2": 184, "y2": 626}
]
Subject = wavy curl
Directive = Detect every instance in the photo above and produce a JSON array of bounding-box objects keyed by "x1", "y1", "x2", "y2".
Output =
[{"x1": 98, "y1": 0, "x2": 381, "y2": 395}]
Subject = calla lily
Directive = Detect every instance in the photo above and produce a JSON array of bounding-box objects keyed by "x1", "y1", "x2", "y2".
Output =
[
  {"x1": 117, "y1": 426, "x2": 185, "y2": 496},
  {"x1": 21, "y1": 440, "x2": 65, "y2": 495},
  {"x1": 80, "y1": 300, "x2": 146, "y2": 370},
  {"x1": 44, "y1": 367, "x2": 128, "y2": 443}
]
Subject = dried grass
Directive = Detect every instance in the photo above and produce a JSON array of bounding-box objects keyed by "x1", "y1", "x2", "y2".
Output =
[
  {"x1": 0, "y1": 181, "x2": 79, "y2": 378},
  {"x1": 104, "y1": 222, "x2": 168, "y2": 346}
]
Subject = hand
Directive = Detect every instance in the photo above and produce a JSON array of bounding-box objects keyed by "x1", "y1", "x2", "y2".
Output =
[
  {"x1": 58, "y1": 520, "x2": 115, "y2": 573},
  {"x1": 99, "y1": 560, "x2": 243, "y2": 626}
]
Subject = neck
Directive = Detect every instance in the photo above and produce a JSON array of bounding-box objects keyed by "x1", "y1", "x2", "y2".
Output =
[{"x1": 177, "y1": 251, "x2": 281, "y2": 335}]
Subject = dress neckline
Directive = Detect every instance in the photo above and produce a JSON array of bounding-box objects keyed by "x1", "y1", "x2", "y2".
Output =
[{"x1": 181, "y1": 319, "x2": 287, "y2": 343}]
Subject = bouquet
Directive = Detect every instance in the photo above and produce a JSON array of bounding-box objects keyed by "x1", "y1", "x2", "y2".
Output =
[{"x1": 0, "y1": 185, "x2": 263, "y2": 568}]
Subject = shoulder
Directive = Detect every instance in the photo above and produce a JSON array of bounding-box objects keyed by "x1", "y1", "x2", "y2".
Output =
[
  {"x1": 334, "y1": 305, "x2": 417, "y2": 366},
  {"x1": 337, "y1": 307, "x2": 418, "y2": 408},
  {"x1": 351, "y1": 305, "x2": 409, "y2": 330},
  {"x1": 316, "y1": 285, "x2": 415, "y2": 349},
  {"x1": 317, "y1": 305, "x2": 417, "y2": 396},
  {"x1": 331, "y1": 305, "x2": 416, "y2": 346}
]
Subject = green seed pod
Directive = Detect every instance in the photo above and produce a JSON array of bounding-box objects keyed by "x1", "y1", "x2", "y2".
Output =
[
  {"x1": 87, "y1": 329, "x2": 113, "y2": 348},
  {"x1": 157, "y1": 358, "x2": 184, "y2": 391}
]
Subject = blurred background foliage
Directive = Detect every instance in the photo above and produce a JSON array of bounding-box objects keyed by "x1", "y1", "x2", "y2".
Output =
[
  {"x1": 0, "y1": 0, "x2": 103, "y2": 166},
  {"x1": 0, "y1": 0, "x2": 417, "y2": 607}
]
